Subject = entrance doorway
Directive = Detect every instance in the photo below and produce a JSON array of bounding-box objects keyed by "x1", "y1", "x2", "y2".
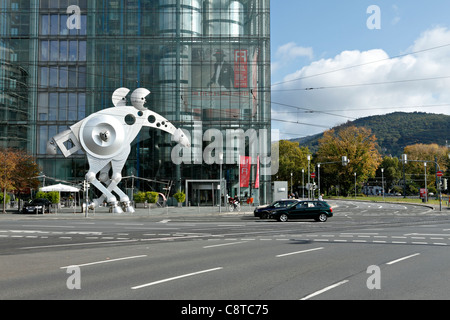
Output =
[{"x1": 185, "y1": 179, "x2": 225, "y2": 207}]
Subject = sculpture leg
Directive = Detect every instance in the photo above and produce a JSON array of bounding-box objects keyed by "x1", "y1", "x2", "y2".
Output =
[
  {"x1": 86, "y1": 157, "x2": 122, "y2": 213},
  {"x1": 92, "y1": 163, "x2": 111, "y2": 208},
  {"x1": 107, "y1": 158, "x2": 135, "y2": 213}
]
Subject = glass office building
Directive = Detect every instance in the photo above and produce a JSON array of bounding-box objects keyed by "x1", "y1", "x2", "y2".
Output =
[{"x1": 0, "y1": 0, "x2": 271, "y2": 205}]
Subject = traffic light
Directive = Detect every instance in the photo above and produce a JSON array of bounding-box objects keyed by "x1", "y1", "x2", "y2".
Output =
[
  {"x1": 444, "y1": 178, "x2": 448, "y2": 191},
  {"x1": 402, "y1": 154, "x2": 408, "y2": 164},
  {"x1": 342, "y1": 156, "x2": 349, "y2": 166}
]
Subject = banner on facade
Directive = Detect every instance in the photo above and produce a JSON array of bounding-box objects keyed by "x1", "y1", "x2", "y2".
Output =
[
  {"x1": 240, "y1": 156, "x2": 252, "y2": 188},
  {"x1": 254, "y1": 155, "x2": 260, "y2": 189}
]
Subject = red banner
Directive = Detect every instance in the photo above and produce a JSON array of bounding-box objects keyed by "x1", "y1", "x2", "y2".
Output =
[
  {"x1": 254, "y1": 155, "x2": 260, "y2": 189},
  {"x1": 234, "y1": 50, "x2": 248, "y2": 88},
  {"x1": 240, "y1": 156, "x2": 251, "y2": 188}
]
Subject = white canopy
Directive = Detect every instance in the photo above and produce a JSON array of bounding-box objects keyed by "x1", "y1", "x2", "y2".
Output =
[{"x1": 40, "y1": 183, "x2": 80, "y2": 192}]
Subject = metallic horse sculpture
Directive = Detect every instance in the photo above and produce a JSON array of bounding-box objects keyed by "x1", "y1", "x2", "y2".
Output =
[{"x1": 47, "y1": 88, "x2": 190, "y2": 213}]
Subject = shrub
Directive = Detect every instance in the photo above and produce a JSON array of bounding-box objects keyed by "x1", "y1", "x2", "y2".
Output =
[
  {"x1": 133, "y1": 192, "x2": 147, "y2": 203},
  {"x1": 134, "y1": 191, "x2": 159, "y2": 204},
  {"x1": 0, "y1": 193, "x2": 10, "y2": 204},
  {"x1": 146, "y1": 191, "x2": 159, "y2": 204},
  {"x1": 35, "y1": 191, "x2": 59, "y2": 204},
  {"x1": 173, "y1": 191, "x2": 186, "y2": 203}
]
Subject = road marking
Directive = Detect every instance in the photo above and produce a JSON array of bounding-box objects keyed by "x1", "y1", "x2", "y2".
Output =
[
  {"x1": 20, "y1": 239, "x2": 138, "y2": 250},
  {"x1": 386, "y1": 253, "x2": 420, "y2": 265},
  {"x1": 276, "y1": 247, "x2": 324, "y2": 258},
  {"x1": 21, "y1": 225, "x2": 75, "y2": 228},
  {"x1": 60, "y1": 255, "x2": 147, "y2": 269},
  {"x1": 300, "y1": 280, "x2": 349, "y2": 300},
  {"x1": 405, "y1": 233, "x2": 450, "y2": 237},
  {"x1": 131, "y1": 267, "x2": 223, "y2": 290},
  {"x1": 203, "y1": 241, "x2": 247, "y2": 249},
  {"x1": 341, "y1": 233, "x2": 379, "y2": 235}
]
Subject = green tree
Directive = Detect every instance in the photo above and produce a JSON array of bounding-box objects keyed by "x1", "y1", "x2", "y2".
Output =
[
  {"x1": 36, "y1": 191, "x2": 60, "y2": 204},
  {"x1": 12, "y1": 152, "x2": 40, "y2": 196},
  {"x1": 272, "y1": 140, "x2": 311, "y2": 194},
  {"x1": 0, "y1": 149, "x2": 19, "y2": 213},
  {"x1": 403, "y1": 143, "x2": 448, "y2": 194},
  {"x1": 316, "y1": 126, "x2": 382, "y2": 196},
  {"x1": 377, "y1": 157, "x2": 402, "y2": 192},
  {"x1": 0, "y1": 148, "x2": 40, "y2": 213}
]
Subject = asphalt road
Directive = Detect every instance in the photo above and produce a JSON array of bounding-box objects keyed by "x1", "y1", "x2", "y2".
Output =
[{"x1": 1, "y1": 200, "x2": 449, "y2": 303}]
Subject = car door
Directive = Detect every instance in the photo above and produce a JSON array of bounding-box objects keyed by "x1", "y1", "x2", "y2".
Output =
[
  {"x1": 288, "y1": 201, "x2": 308, "y2": 219},
  {"x1": 303, "y1": 201, "x2": 320, "y2": 219}
]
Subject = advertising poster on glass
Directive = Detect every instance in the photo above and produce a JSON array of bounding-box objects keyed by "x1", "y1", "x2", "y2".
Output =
[{"x1": 190, "y1": 46, "x2": 259, "y2": 121}]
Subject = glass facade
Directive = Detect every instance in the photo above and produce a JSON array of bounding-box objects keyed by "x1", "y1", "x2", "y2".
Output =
[
  {"x1": 0, "y1": 0, "x2": 271, "y2": 204},
  {"x1": 0, "y1": 0, "x2": 31, "y2": 150}
]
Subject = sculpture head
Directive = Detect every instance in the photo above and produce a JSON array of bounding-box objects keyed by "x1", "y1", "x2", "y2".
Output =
[
  {"x1": 172, "y1": 128, "x2": 191, "y2": 148},
  {"x1": 131, "y1": 88, "x2": 151, "y2": 111},
  {"x1": 112, "y1": 88, "x2": 130, "y2": 107}
]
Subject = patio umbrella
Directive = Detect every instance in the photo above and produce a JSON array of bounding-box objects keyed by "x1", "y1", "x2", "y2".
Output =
[{"x1": 40, "y1": 183, "x2": 79, "y2": 192}]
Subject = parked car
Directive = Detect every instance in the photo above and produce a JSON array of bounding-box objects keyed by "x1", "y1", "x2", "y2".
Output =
[
  {"x1": 270, "y1": 200, "x2": 333, "y2": 222},
  {"x1": 254, "y1": 199, "x2": 300, "y2": 219},
  {"x1": 22, "y1": 198, "x2": 52, "y2": 214}
]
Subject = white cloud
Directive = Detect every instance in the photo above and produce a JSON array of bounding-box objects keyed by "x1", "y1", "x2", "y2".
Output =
[
  {"x1": 272, "y1": 42, "x2": 313, "y2": 74},
  {"x1": 272, "y1": 27, "x2": 450, "y2": 140}
]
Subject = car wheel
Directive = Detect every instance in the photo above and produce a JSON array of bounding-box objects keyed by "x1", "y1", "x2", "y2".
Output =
[
  {"x1": 317, "y1": 213, "x2": 328, "y2": 222},
  {"x1": 278, "y1": 213, "x2": 288, "y2": 222}
]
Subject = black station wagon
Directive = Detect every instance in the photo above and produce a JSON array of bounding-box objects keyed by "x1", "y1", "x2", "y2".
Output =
[{"x1": 270, "y1": 200, "x2": 333, "y2": 222}]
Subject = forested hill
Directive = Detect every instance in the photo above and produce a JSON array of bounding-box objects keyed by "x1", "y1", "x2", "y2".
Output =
[{"x1": 291, "y1": 112, "x2": 450, "y2": 157}]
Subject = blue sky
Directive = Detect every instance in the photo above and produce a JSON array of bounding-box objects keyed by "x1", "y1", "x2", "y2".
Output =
[{"x1": 270, "y1": 1, "x2": 450, "y2": 140}]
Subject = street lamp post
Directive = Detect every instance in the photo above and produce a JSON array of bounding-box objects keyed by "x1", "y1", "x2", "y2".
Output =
[
  {"x1": 290, "y1": 172, "x2": 293, "y2": 196},
  {"x1": 307, "y1": 155, "x2": 311, "y2": 200},
  {"x1": 354, "y1": 172, "x2": 357, "y2": 198},
  {"x1": 219, "y1": 152, "x2": 223, "y2": 213},
  {"x1": 424, "y1": 162, "x2": 427, "y2": 203},
  {"x1": 302, "y1": 169, "x2": 305, "y2": 199},
  {"x1": 317, "y1": 164, "x2": 321, "y2": 200},
  {"x1": 381, "y1": 168, "x2": 384, "y2": 201}
]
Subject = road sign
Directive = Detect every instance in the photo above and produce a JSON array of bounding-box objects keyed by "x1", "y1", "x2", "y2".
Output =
[
  {"x1": 437, "y1": 171, "x2": 443, "y2": 177},
  {"x1": 311, "y1": 173, "x2": 316, "y2": 179}
]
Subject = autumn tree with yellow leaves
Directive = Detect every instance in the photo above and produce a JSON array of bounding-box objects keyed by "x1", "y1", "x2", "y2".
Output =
[
  {"x1": 316, "y1": 126, "x2": 382, "y2": 196},
  {"x1": 0, "y1": 148, "x2": 40, "y2": 213}
]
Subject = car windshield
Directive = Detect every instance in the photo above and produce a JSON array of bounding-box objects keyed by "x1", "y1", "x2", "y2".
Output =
[{"x1": 30, "y1": 199, "x2": 47, "y2": 205}]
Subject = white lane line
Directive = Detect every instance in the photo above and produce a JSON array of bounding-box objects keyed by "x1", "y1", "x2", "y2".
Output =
[
  {"x1": 276, "y1": 247, "x2": 324, "y2": 258},
  {"x1": 203, "y1": 241, "x2": 247, "y2": 249},
  {"x1": 20, "y1": 239, "x2": 138, "y2": 250},
  {"x1": 131, "y1": 267, "x2": 223, "y2": 290},
  {"x1": 21, "y1": 225, "x2": 75, "y2": 228},
  {"x1": 60, "y1": 255, "x2": 147, "y2": 269},
  {"x1": 405, "y1": 233, "x2": 450, "y2": 237},
  {"x1": 300, "y1": 280, "x2": 349, "y2": 300},
  {"x1": 386, "y1": 253, "x2": 420, "y2": 265}
]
